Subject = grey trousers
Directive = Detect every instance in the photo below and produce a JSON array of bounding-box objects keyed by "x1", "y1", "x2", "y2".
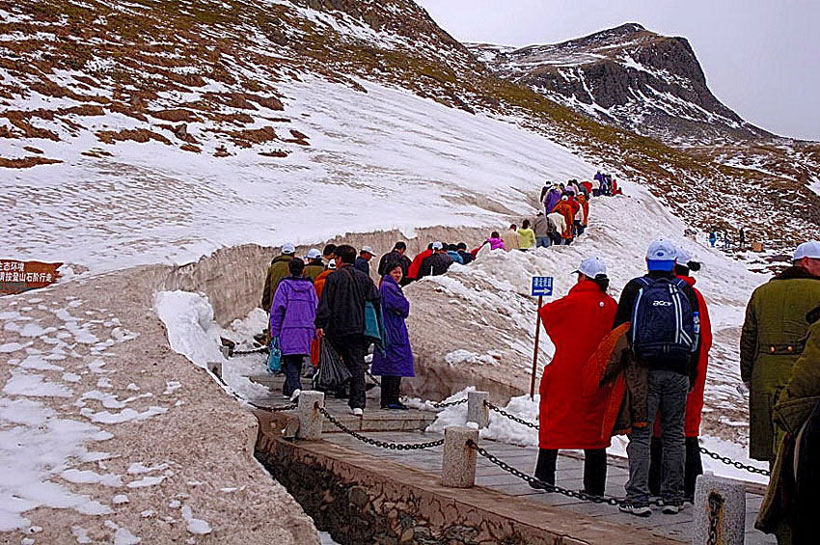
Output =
[{"x1": 625, "y1": 369, "x2": 689, "y2": 504}]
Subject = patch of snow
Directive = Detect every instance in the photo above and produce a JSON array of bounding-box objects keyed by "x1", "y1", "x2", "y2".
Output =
[{"x1": 181, "y1": 505, "x2": 212, "y2": 535}]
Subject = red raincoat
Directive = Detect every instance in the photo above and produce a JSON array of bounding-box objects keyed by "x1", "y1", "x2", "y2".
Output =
[
  {"x1": 539, "y1": 281, "x2": 618, "y2": 449},
  {"x1": 406, "y1": 249, "x2": 433, "y2": 281},
  {"x1": 551, "y1": 201, "x2": 574, "y2": 239},
  {"x1": 653, "y1": 275, "x2": 712, "y2": 437}
]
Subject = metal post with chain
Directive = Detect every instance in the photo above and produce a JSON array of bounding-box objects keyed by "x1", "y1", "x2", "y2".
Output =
[
  {"x1": 707, "y1": 492, "x2": 723, "y2": 545},
  {"x1": 318, "y1": 406, "x2": 444, "y2": 450}
]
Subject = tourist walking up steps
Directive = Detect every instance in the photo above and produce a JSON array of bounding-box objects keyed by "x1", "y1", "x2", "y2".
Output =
[
  {"x1": 649, "y1": 247, "x2": 712, "y2": 502},
  {"x1": 270, "y1": 258, "x2": 318, "y2": 402},
  {"x1": 304, "y1": 248, "x2": 324, "y2": 281},
  {"x1": 315, "y1": 245, "x2": 381, "y2": 416},
  {"x1": 419, "y1": 241, "x2": 453, "y2": 279},
  {"x1": 614, "y1": 240, "x2": 700, "y2": 517},
  {"x1": 503, "y1": 224, "x2": 521, "y2": 251},
  {"x1": 405, "y1": 243, "x2": 433, "y2": 284},
  {"x1": 740, "y1": 240, "x2": 820, "y2": 462},
  {"x1": 355, "y1": 246, "x2": 375, "y2": 276},
  {"x1": 377, "y1": 241, "x2": 412, "y2": 279},
  {"x1": 372, "y1": 262, "x2": 415, "y2": 410},
  {"x1": 535, "y1": 257, "x2": 617, "y2": 497},
  {"x1": 261, "y1": 243, "x2": 296, "y2": 312},
  {"x1": 533, "y1": 211, "x2": 551, "y2": 248},
  {"x1": 518, "y1": 220, "x2": 536, "y2": 250}
]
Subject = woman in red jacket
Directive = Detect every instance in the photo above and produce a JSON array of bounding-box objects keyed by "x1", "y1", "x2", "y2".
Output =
[
  {"x1": 535, "y1": 257, "x2": 618, "y2": 496},
  {"x1": 649, "y1": 249, "x2": 712, "y2": 501}
]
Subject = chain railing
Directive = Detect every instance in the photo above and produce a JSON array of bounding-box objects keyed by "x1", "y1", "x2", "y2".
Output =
[
  {"x1": 229, "y1": 346, "x2": 269, "y2": 356},
  {"x1": 707, "y1": 493, "x2": 723, "y2": 545},
  {"x1": 430, "y1": 398, "x2": 468, "y2": 409},
  {"x1": 699, "y1": 446, "x2": 770, "y2": 476},
  {"x1": 319, "y1": 406, "x2": 444, "y2": 450},
  {"x1": 467, "y1": 439, "x2": 664, "y2": 508},
  {"x1": 485, "y1": 401, "x2": 539, "y2": 430}
]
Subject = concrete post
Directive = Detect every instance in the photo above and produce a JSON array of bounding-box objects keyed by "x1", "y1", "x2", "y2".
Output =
[
  {"x1": 467, "y1": 391, "x2": 490, "y2": 429},
  {"x1": 692, "y1": 473, "x2": 746, "y2": 545},
  {"x1": 296, "y1": 390, "x2": 324, "y2": 441},
  {"x1": 441, "y1": 426, "x2": 478, "y2": 488}
]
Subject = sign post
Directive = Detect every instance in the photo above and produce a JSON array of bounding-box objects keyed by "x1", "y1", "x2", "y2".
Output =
[
  {"x1": 529, "y1": 277, "x2": 553, "y2": 399},
  {"x1": 0, "y1": 260, "x2": 61, "y2": 295}
]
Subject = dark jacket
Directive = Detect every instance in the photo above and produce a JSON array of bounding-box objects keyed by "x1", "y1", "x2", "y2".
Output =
[
  {"x1": 315, "y1": 264, "x2": 380, "y2": 339},
  {"x1": 613, "y1": 270, "x2": 701, "y2": 383},
  {"x1": 377, "y1": 251, "x2": 411, "y2": 278},
  {"x1": 261, "y1": 254, "x2": 294, "y2": 311},
  {"x1": 418, "y1": 252, "x2": 453, "y2": 279},
  {"x1": 457, "y1": 250, "x2": 473, "y2": 265},
  {"x1": 354, "y1": 256, "x2": 371, "y2": 276}
]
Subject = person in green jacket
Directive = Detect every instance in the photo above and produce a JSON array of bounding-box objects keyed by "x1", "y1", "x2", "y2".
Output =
[
  {"x1": 740, "y1": 240, "x2": 820, "y2": 461},
  {"x1": 756, "y1": 303, "x2": 820, "y2": 544},
  {"x1": 304, "y1": 249, "x2": 324, "y2": 281},
  {"x1": 518, "y1": 219, "x2": 536, "y2": 251},
  {"x1": 260, "y1": 243, "x2": 296, "y2": 312}
]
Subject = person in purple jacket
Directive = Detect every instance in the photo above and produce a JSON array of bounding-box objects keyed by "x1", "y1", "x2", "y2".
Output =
[
  {"x1": 543, "y1": 184, "x2": 562, "y2": 215},
  {"x1": 371, "y1": 262, "x2": 415, "y2": 410},
  {"x1": 270, "y1": 258, "x2": 318, "y2": 402}
]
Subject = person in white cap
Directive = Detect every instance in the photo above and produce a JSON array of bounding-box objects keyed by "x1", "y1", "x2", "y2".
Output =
[
  {"x1": 613, "y1": 239, "x2": 701, "y2": 517},
  {"x1": 354, "y1": 246, "x2": 376, "y2": 276},
  {"x1": 534, "y1": 257, "x2": 616, "y2": 498},
  {"x1": 260, "y1": 243, "x2": 297, "y2": 313},
  {"x1": 418, "y1": 241, "x2": 453, "y2": 279},
  {"x1": 304, "y1": 248, "x2": 324, "y2": 281},
  {"x1": 741, "y1": 240, "x2": 820, "y2": 464}
]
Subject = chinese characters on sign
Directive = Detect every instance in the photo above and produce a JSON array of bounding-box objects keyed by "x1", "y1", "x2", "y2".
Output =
[
  {"x1": 0, "y1": 260, "x2": 62, "y2": 295},
  {"x1": 530, "y1": 276, "x2": 554, "y2": 297}
]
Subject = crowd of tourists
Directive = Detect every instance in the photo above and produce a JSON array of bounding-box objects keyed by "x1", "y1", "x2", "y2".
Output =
[{"x1": 535, "y1": 238, "x2": 819, "y2": 544}]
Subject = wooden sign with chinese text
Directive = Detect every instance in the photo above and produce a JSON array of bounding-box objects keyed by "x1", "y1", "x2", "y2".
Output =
[{"x1": 0, "y1": 260, "x2": 62, "y2": 295}]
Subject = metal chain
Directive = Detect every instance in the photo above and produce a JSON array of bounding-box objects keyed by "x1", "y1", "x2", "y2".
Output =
[
  {"x1": 246, "y1": 401, "x2": 297, "y2": 412},
  {"x1": 707, "y1": 493, "x2": 723, "y2": 545},
  {"x1": 229, "y1": 346, "x2": 269, "y2": 356},
  {"x1": 485, "y1": 401, "x2": 539, "y2": 430},
  {"x1": 467, "y1": 440, "x2": 663, "y2": 507},
  {"x1": 431, "y1": 398, "x2": 467, "y2": 409},
  {"x1": 700, "y1": 446, "x2": 770, "y2": 476},
  {"x1": 318, "y1": 406, "x2": 445, "y2": 450}
]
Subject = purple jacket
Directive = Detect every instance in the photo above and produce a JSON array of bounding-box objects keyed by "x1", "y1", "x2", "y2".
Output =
[
  {"x1": 487, "y1": 237, "x2": 505, "y2": 251},
  {"x1": 543, "y1": 189, "x2": 561, "y2": 214},
  {"x1": 270, "y1": 276, "x2": 318, "y2": 356},
  {"x1": 371, "y1": 275, "x2": 414, "y2": 377}
]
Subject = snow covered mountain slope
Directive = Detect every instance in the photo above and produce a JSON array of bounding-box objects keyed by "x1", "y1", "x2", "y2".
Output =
[{"x1": 469, "y1": 23, "x2": 770, "y2": 147}]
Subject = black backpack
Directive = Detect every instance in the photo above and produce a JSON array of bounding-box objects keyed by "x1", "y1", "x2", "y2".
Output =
[{"x1": 630, "y1": 277, "x2": 697, "y2": 364}]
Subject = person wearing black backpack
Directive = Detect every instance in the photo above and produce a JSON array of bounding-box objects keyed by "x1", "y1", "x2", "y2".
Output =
[{"x1": 613, "y1": 240, "x2": 701, "y2": 517}]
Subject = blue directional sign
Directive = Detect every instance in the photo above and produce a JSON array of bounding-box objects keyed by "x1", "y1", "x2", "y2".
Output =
[{"x1": 531, "y1": 276, "x2": 554, "y2": 297}]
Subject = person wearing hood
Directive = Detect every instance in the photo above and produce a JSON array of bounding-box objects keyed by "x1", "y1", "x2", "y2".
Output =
[
  {"x1": 535, "y1": 257, "x2": 617, "y2": 497},
  {"x1": 304, "y1": 249, "x2": 324, "y2": 281},
  {"x1": 503, "y1": 224, "x2": 521, "y2": 251},
  {"x1": 261, "y1": 243, "x2": 297, "y2": 312},
  {"x1": 419, "y1": 242, "x2": 453, "y2": 278},
  {"x1": 371, "y1": 262, "x2": 415, "y2": 410},
  {"x1": 543, "y1": 185, "x2": 562, "y2": 217},
  {"x1": 518, "y1": 219, "x2": 536, "y2": 250},
  {"x1": 552, "y1": 196, "x2": 575, "y2": 245},
  {"x1": 270, "y1": 258, "x2": 318, "y2": 402},
  {"x1": 740, "y1": 240, "x2": 820, "y2": 462},
  {"x1": 405, "y1": 243, "x2": 434, "y2": 284},
  {"x1": 648, "y1": 247, "x2": 712, "y2": 502},
  {"x1": 446, "y1": 244, "x2": 464, "y2": 264},
  {"x1": 354, "y1": 246, "x2": 375, "y2": 276},
  {"x1": 533, "y1": 212, "x2": 551, "y2": 248}
]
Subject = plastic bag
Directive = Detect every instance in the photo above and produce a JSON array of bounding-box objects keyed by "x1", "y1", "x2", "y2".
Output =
[
  {"x1": 313, "y1": 340, "x2": 351, "y2": 392},
  {"x1": 266, "y1": 337, "x2": 282, "y2": 374}
]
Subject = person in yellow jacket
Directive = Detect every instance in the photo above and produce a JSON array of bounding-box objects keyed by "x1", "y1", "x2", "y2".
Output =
[{"x1": 518, "y1": 219, "x2": 536, "y2": 250}]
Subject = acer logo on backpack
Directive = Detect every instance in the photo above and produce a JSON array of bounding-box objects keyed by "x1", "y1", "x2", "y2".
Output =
[{"x1": 652, "y1": 300, "x2": 673, "y2": 306}]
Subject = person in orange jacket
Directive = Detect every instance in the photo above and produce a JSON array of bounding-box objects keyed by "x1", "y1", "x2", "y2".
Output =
[
  {"x1": 648, "y1": 248, "x2": 712, "y2": 501},
  {"x1": 551, "y1": 196, "x2": 575, "y2": 245},
  {"x1": 535, "y1": 257, "x2": 618, "y2": 496}
]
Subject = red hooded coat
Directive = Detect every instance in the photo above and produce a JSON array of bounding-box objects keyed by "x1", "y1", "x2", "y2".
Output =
[
  {"x1": 652, "y1": 275, "x2": 712, "y2": 437},
  {"x1": 539, "y1": 281, "x2": 618, "y2": 449},
  {"x1": 551, "y1": 201, "x2": 574, "y2": 239},
  {"x1": 406, "y1": 249, "x2": 433, "y2": 280}
]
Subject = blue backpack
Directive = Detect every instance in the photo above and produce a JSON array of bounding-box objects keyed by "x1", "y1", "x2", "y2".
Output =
[{"x1": 630, "y1": 277, "x2": 697, "y2": 364}]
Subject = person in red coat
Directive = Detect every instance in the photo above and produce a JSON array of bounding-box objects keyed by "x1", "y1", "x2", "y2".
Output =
[
  {"x1": 404, "y1": 243, "x2": 433, "y2": 284},
  {"x1": 649, "y1": 249, "x2": 712, "y2": 501},
  {"x1": 535, "y1": 257, "x2": 618, "y2": 496}
]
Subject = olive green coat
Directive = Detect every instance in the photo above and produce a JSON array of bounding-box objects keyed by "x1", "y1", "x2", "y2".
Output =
[
  {"x1": 260, "y1": 255, "x2": 294, "y2": 312},
  {"x1": 756, "y1": 314, "x2": 820, "y2": 543},
  {"x1": 739, "y1": 267, "x2": 820, "y2": 461}
]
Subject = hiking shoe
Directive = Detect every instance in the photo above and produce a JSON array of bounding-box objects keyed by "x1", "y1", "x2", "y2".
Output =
[
  {"x1": 619, "y1": 502, "x2": 652, "y2": 517},
  {"x1": 351, "y1": 407, "x2": 363, "y2": 417},
  {"x1": 662, "y1": 502, "x2": 683, "y2": 515},
  {"x1": 289, "y1": 389, "x2": 301, "y2": 403}
]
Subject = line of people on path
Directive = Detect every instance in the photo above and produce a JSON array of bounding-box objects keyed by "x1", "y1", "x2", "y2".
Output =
[{"x1": 534, "y1": 238, "x2": 820, "y2": 538}]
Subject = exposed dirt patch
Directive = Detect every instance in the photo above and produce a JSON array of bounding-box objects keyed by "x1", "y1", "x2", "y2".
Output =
[
  {"x1": 97, "y1": 129, "x2": 172, "y2": 145},
  {"x1": 0, "y1": 156, "x2": 63, "y2": 168}
]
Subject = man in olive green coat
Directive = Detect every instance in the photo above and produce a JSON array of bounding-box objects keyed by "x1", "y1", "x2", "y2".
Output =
[
  {"x1": 740, "y1": 240, "x2": 820, "y2": 461},
  {"x1": 260, "y1": 243, "x2": 296, "y2": 312},
  {"x1": 756, "y1": 303, "x2": 820, "y2": 544}
]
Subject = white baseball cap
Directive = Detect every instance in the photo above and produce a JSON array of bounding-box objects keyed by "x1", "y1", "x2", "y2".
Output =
[
  {"x1": 646, "y1": 239, "x2": 677, "y2": 262},
  {"x1": 793, "y1": 240, "x2": 820, "y2": 261},
  {"x1": 306, "y1": 248, "x2": 321, "y2": 260},
  {"x1": 282, "y1": 243, "x2": 296, "y2": 255},
  {"x1": 361, "y1": 246, "x2": 375, "y2": 255},
  {"x1": 328, "y1": 259, "x2": 337, "y2": 270},
  {"x1": 431, "y1": 241, "x2": 443, "y2": 250},
  {"x1": 676, "y1": 246, "x2": 692, "y2": 264},
  {"x1": 573, "y1": 257, "x2": 607, "y2": 278}
]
